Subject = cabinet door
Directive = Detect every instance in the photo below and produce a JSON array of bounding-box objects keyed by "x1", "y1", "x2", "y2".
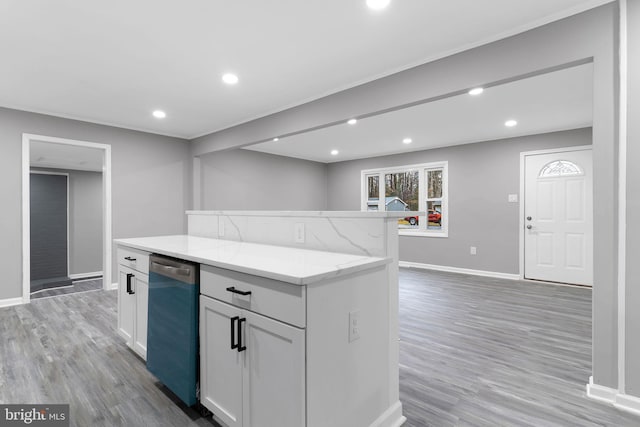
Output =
[
  {"x1": 133, "y1": 275, "x2": 148, "y2": 360},
  {"x1": 200, "y1": 296, "x2": 243, "y2": 427},
  {"x1": 243, "y1": 311, "x2": 305, "y2": 427},
  {"x1": 117, "y1": 267, "x2": 135, "y2": 347}
]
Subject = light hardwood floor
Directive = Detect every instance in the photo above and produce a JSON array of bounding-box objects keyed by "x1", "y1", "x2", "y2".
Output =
[
  {"x1": 31, "y1": 278, "x2": 103, "y2": 300},
  {"x1": 398, "y1": 268, "x2": 639, "y2": 427},
  {"x1": 1, "y1": 268, "x2": 638, "y2": 426},
  {"x1": 0, "y1": 289, "x2": 219, "y2": 426}
]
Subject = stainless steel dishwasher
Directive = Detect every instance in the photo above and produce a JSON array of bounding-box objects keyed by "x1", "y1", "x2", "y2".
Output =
[{"x1": 147, "y1": 254, "x2": 199, "y2": 406}]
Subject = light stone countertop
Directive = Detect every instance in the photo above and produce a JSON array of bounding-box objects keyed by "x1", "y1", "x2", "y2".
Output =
[{"x1": 115, "y1": 235, "x2": 390, "y2": 285}]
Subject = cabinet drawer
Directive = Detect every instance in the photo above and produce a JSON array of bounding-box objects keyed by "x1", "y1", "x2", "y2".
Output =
[
  {"x1": 117, "y1": 246, "x2": 150, "y2": 274},
  {"x1": 201, "y1": 265, "x2": 306, "y2": 328}
]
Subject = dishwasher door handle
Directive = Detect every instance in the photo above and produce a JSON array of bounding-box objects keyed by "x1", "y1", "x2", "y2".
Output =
[
  {"x1": 126, "y1": 273, "x2": 135, "y2": 295},
  {"x1": 150, "y1": 261, "x2": 191, "y2": 276}
]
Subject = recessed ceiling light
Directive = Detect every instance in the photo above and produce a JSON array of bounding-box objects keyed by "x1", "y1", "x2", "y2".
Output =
[
  {"x1": 468, "y1": 87, "x2": 484, "y2": 96},
  {"x1": 331, "y1": 149, "x2": 339, "y2": 156},
  {"x1": 367, "y1": 0, "x2": 391, "y2": 10},
  {"x1": 222, "y1": 73, "x2": 239, "y2": 85},
  {"x1": 347, "y1": 119, "x2": 357, "y2": 125},
  {"x1": 505, "y1": 119, "x2": 518, "y2": 127},
  {"x1": 152, "y1": 110, "x2": 166, "y2": 119},
  {"x1": 402, "y1": 138, "x2": 413, "y2": 144},
  {"x1": 273, "y1": 138, "x2": 279, "y2": 142}
]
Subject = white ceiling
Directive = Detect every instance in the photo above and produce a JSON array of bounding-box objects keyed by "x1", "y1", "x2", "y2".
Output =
[
  {"x1": 245, "y1": 64, "x2": 593, "y2": 163},
  {"x1": 0, "y1": 0, "x2": 610, "y2": 139},
  {"x1": 30, "y1": 141, "x2": 104, "y2": 172}
]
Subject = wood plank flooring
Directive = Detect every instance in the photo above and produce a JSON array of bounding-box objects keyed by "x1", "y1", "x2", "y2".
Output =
[
  {"x1": 399, "y1": 268, "x2": 639, "y2": 427},
  {"x1": 0, "y1": 290, "x2": 220, "y2": 427},
  {"x1": 31, "y1": 278, "x2": 103, "y2": 300},
  {"x1": 1, "y1": 268, "x2": 638, "y2": 426}
]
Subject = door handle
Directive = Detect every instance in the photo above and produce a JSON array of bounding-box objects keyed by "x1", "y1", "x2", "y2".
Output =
[
  {"x1": 237, "y1": 318, "x2": 246, "y2": 352},
  {"x1": 526, "y1": 216, "x2": 532, "y2": 221},
  {"x1": 230, "y1": 316, "x2": 239, "y2": 350},
  {"x1": 526, "y1": 225, "x2": 532, "y2": 230},
  {"x1": 126, "y1": 273, "x2": 135, "y2": 294},
  {"x1": 124, "y1": 256, "x2": 137, "y2": 261},
  {"x1": 226, "y1": 286, "x2": 252, "y2": 296}
]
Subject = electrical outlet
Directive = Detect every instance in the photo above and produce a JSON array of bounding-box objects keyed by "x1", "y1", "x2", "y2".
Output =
[
  {"x1": 508, "y1": 194, "x2": 518, "y2": 203},
  {"x1": 219, "y1": 218, "x2": 225, "y2": 237},
  {"x1": 294, "y1": 223, "x2": 305, "y2": 243},
  {"x1": 470, "y1": 246, "x2": 477, "y2": 255},
  {"x1": 349, "y1": 311, "x2": 360, "y2": 342}
]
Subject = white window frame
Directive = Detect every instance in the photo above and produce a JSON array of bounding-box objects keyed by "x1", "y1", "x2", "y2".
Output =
[{"x1": 361, "y1": 161, "x2": 448, "y2": 237}]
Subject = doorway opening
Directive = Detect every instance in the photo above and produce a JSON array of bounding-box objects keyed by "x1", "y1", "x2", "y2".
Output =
[{"x1": 22, "y1": 134, "x2": 112, "y2": 304}]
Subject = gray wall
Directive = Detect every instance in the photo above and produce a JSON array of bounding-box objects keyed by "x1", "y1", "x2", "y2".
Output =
[
  {"x1": 327, "y1": 129, "x2": 591, "y2": 274},
  {"x1": 0, "y1": 107, "x2": 191, "y2": 300},
  {"x1": 191, "y1": 5, "x2": 620, "y2": 391},
  {"x1": 200, "y1": 149, "x2": 327, "y2": 210},
  {"x1": 69, "y1": 170, "x2": 103, "y2": 275},
  {"x1": 625, "y1": 0, "x2": 640, "y2": 397},
  {"x1": 32, "y1": 168, "x2": 103, "y2": 276}
]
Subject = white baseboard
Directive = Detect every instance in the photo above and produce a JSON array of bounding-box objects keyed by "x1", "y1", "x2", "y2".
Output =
[
  {"x1": 586, "y1": 376, "x2": 618, "y2": 402},
  {"x1": 68, "y1": 271, "x2": 103, "y2": 280},
  {"x1": 615, "y1": 393, "x2": 640, "y2": 416},
  {"x1": 108, "y1": 282, "x2": 118, "y2": 291},
  {"x1": 399, "y1": 261, "x2": 521, "y2": 281},
  {"x1": 0, "y1": 297, "x2": 24, "y2": 308},
  {"x1": 368, "y1": 401, "x2": 406, "y2": 427},
  {"x1": 586, "y1": 376, "x2": 640, "y2": 416}
]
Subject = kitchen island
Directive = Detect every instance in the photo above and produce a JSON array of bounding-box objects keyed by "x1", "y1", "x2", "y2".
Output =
[{"x1": 115, "y1": 211, "x2": 413, "y2": 427}]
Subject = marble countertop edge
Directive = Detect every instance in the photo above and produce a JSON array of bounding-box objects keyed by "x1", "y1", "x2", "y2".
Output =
[{"x1": 114, "y1": 235, "x2": 391, "y2": 285}]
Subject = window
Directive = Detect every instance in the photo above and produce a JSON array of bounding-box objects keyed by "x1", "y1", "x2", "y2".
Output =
[
  {"x1": 362, "y1": 161, "x2": 448, "y2": 236},
  {"x1": 539, "y1": 160, "x2": 583, "y2": 177}
]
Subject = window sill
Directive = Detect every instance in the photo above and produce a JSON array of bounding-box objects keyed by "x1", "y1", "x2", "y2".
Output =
[{"x1": 398, "y1": 230, "x2": 448, "y2": 238}]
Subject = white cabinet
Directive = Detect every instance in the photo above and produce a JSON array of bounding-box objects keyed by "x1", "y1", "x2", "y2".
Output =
[
  {"x1": 117, "y1": 246, "x2": 149, "y2": 360},
  {"x1": 200, "y1": 264, "x2": 395, "y2": 427},
  {"x1": 200, "y1": 295, "x2": 305, "y2": 427},
  {"x1": 200, "y1": 297, "x2": 243, "y2": 426},
  {"x1": 242, "y1": 309, "x2": 305, "y2": 427}
]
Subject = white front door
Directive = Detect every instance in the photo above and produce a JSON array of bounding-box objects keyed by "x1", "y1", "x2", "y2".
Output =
[{"x1": 523, "y1": 148, "x2": 593, "y2": 286}]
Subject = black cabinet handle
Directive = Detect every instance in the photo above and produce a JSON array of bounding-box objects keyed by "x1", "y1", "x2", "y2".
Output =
[
  {"x1": 226, "y1": 286, "x2": 251, "y2": 296},
  {"x1": 237, "y1": 318, "x2": 246, "y2": 352},
  {"x1": 230, "y1": 316, "x2": 239, "y2": 350},
  {"x1": 126, "y1": 273, "x2": 135, "y2": 295},
  {"x1": 124, "y1": 256, "x2": 137, "y2": 261}
]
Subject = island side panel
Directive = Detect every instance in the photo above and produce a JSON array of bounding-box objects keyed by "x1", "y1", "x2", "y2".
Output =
[{"x1": 306, "y1": 266, "x2": 393, "y2": 427}]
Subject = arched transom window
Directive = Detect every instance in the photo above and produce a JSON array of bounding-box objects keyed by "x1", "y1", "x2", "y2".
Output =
[{"x1": 539, "y1": 160, "x2": 583, "y2": 178}]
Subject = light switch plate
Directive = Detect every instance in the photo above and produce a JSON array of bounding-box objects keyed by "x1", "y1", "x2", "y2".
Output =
[
  {"x1": 470, "y1": 246, "x2": 477, "y2": 255},
  {"x1": 508, "y1": 194, "x2": 518, "y2": 203}
]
